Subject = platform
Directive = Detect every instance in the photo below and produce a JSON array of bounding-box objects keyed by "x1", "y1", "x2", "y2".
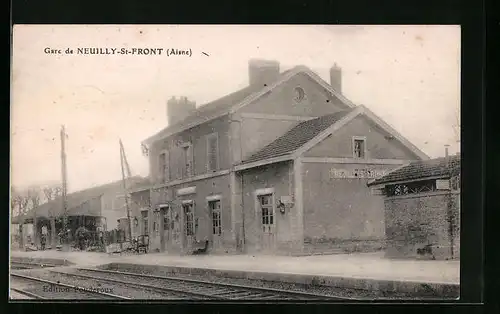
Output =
[{"x1": 10, "y1": 249, "x2": 460, "y2": 298}]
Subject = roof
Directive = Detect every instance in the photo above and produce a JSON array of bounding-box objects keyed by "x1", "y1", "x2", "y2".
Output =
[
  {"x1": 143, "y1": 82, "x2": 275, "y2": 146},
  {"x1": 11, "y1": 176, "x2": 146, "y2": 223},
  {"x1": 367, "y1": 154, "x2": 461, "y2": 186},
  {"x1": 243, "y1": 110, "x2": 352, "y2": 164},
  {"x1": 143, "y1": 65, "x2": 355, "y2": 146},
  {"x1": 127, "y1": 177, "x2": 151, "y2": 191}
]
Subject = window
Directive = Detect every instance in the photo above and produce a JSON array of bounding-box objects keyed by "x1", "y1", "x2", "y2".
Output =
[
  {"x1": 353, "y1": 137, "x2": 366, "y2": 158},
  {"x1": 181, "y1": 143, "x2": 193, "y2": 178},
  {"x1": 163, "y1": 208, "x2": 170, "y2": 231},
  {"x1": 259, "y1": 194, "x2": 274, "y2": 227},
  {"x1": 158, "y1": 151, "x2": 169, "y2": 182},
  {"x1": 209, "y1": 200, "x2": 222, "y2": 236},
  {"x1": 183, "y1": 203, "x2": 195, "y2": 236},
  {"x1": 451, "y1": 175, "x2": 460, "y2": 191},
  {"x1": 385, "y1": 180, "x2": 436, "y2": 197},
  {"x1": 141, "y1": 210, "x2": 148, "y2": 235},
  {"x1": 207, "y1": 133, "x2": 219, "y2": 172}
]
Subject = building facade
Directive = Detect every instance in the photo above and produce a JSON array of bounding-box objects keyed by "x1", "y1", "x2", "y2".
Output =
[
  {"x1": 367, "y1": 155, "x2": 461, "y2": 260},
  {"x1": 130, "y1": 59, "x2": 428, "y2": 255}
]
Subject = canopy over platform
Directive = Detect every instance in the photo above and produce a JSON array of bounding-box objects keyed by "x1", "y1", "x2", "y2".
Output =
[
  {"x1": 11, "y1": 176, "x2": 147, "y2": 224},
  {"x1": 11, "y1": 194, "x2": 104, "y2": 224}
]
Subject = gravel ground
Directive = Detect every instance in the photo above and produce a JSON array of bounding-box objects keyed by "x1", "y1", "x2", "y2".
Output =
[
  {"x1": 100, "y1": 265, "x2": 434, "y2": 300},
  {"x1": 10, "y1": 275, "x2": 111, "y2": 300},
  {"x1": 11, "y1": 269, "x2": 190, "y2": 300},
  {"x1": 9, "y1": 289, "x2": 34, "y2": 300}
]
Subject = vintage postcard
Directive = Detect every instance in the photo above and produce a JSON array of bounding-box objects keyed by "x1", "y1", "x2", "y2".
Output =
[{"x1": 10, "y1": 25, "x2": 460, "y2": 301}]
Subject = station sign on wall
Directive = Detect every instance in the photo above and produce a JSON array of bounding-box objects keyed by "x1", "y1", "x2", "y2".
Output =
[
  {"x1": 329, "y1": 168, "x2": 388, "y2": 179},
  {"x1": 436, "y1": 179, "x2": 451, "y2": 190}
]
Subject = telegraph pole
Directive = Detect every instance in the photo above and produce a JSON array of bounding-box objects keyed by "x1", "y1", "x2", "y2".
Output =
[
  {"x1": 119, "y1": 139, "x2": 133, "y2": 242},
  {"x1": 60, "y1": 125, "x2": 69, "y2": 251}
]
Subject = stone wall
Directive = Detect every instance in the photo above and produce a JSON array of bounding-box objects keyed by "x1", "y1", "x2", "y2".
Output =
[{"x1": 384, "y1": 191, "x2": 460, "y2": 260}]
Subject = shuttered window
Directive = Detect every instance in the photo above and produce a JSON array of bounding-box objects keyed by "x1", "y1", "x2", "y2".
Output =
[
  {"x1": 158, "y1": 151, "x2": 169, "y2": 182},
  {"x1": 182, "y1": 144, "x2": 193, "y2": 178},
  {"x1": 206, "y1": 133, "x2": 219, "y2": 172}
]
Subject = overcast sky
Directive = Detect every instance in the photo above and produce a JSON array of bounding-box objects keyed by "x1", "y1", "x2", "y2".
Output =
[{"x1": 11, "y1": 25, "x2": 460, "y2": 192}]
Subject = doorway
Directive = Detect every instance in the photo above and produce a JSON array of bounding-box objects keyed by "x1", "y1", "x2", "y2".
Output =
[
  {"x1": 258, "y1": 194, "x2": 276, "y2": 252},
  {"x1": 209, "y1": 200, "x2": 222, "y2": 251},
  {"x1": 182, "y1": 202, "x2": 195, "y2": 249},
  {"x1": 159, "y1": 205, "x2": 170, "y2": 252}
]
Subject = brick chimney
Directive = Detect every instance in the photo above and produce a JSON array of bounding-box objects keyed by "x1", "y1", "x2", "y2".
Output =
[
  {"x1": 248, "y1": 59, "x2": 280, "y2": 87},
  {"x1": 167, "y1": 96, "x2": 196, "y2": 126},
  {"x1": 330, "y1": 63, "x2": 342, "y2": 93},
  {"x1": 444, "y1": 144, "x2": 450, "y2": 157}
]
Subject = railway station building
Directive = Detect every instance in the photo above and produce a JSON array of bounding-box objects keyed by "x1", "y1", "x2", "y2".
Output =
[{"x1": 130, "y1": 59, "x2": 428, "y2": 255}]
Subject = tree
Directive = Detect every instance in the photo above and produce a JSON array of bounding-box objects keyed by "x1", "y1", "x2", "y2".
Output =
[
  {"x1": 43, "y1": 185, "x2": 62, "y2": 203},
  {"x1": 11, "y1": 187, "x2": 31, "y2": 249},
  {"x1": 11, "y1": 187, "x2": 19, "y2": 218}
]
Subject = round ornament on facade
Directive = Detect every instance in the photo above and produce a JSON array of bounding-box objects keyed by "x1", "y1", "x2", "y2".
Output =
[{"x1": 294, "y1": 87, "x2": 305, "y2": 102}]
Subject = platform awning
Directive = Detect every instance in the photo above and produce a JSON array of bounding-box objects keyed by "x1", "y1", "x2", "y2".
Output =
[{"x1": 11, "y1": 194, "x2": 104, "y2": 224}]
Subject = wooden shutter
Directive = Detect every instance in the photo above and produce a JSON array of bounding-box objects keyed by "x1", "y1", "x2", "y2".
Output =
[
  {"x1": 207, "y1": 134, "x2": 218, "y2": 172},
  {"x1": 164, "y1": 150, "x2": 170, "y2": 182},
  {"x1": 158, "y1": 152, "x2": 166, "y2": 182},
  {"x1": 186, "y1": 145, "x2": 193, "y2": 177},
  {"x1": 181, "y1": 144, "x2": 193, "y2": 178}
]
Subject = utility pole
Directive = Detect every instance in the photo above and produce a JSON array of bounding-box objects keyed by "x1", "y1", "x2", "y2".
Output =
[
  {"x1": 61, "y1": 125, "x2": 69, "y2": 251},
  {"x1": 119, "y1": 139, "x2": 133, "y2": 242}
]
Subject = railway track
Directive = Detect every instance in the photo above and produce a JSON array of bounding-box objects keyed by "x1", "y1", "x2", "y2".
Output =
[
  {"x1": 10, "y1": 287, "x2": 46, "y2": 299},
  {"x1": 48, "y1": 267, "x2": 346, "y2": 300},
  {"x1": 10, "y1": 273, "x2": 130, "y2": 300}
]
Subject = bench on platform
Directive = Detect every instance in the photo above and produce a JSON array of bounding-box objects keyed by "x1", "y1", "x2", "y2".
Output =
[
  {"x1": 191, "y1": 240, "x2": 209, "y2": 255},
  {"x1": 131, "y1": 235, "x2": 149, "y2": 254}
]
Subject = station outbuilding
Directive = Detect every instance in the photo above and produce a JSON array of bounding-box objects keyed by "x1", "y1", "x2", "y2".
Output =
[
  {"x1": 367, "y1": 154, "x2": 461, "y2": 260},
  {"x1": 12, "y1": 177, "x2": 146, "y2": 248}
]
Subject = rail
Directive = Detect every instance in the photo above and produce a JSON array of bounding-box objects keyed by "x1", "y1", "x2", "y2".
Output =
[{"x1": 49, "y1": 267, "x2": 350, "y2": 300}]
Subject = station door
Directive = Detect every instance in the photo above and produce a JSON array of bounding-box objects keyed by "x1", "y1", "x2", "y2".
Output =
[
  {"x1": 182, "y1": 202, "x2": 196, "y2": 249},
  {"x1": 258, "y1": 194, "x2": 276, "y2": 253},
  {"x1": 158, "y1": 206, "x2": 181, "y2": 252},
  {"x1": 209, "y1": 200, "x2": 222, "y2": 251}
]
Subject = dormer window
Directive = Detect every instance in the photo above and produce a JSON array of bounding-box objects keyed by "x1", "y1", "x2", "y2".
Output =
[{"x1": 352, "y1": 136, "x2": 366, "y2": 158}]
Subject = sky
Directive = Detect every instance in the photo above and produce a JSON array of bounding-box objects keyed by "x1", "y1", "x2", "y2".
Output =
[{"x1": 11, "y1": 25, "x2": 461, "y2": 193}]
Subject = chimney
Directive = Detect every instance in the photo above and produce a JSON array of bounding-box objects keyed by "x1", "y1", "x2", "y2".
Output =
[
  {"x1": 330, "y1": 63, "x2": 342, "y2": 93},
  {"x1": 167, "y1": 96, "x2": 196, "y2": 126},
  {"x1": 248, "y1": 59, "x2": 280, "y2": 87},
  {"x1": 444, "y1": 144, "x2": 450, "y2": 157}
]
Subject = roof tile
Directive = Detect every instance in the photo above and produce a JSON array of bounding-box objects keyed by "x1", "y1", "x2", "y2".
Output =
[
  {"x1": 368, "y1": 155, "x2": 461, "y2": 186},
  {"x1": 145, "y1": 72, "x2": 290, "y2": 144},
  {"x1": 243, "y1": 110, "x2": 352, "y2": 164}
]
